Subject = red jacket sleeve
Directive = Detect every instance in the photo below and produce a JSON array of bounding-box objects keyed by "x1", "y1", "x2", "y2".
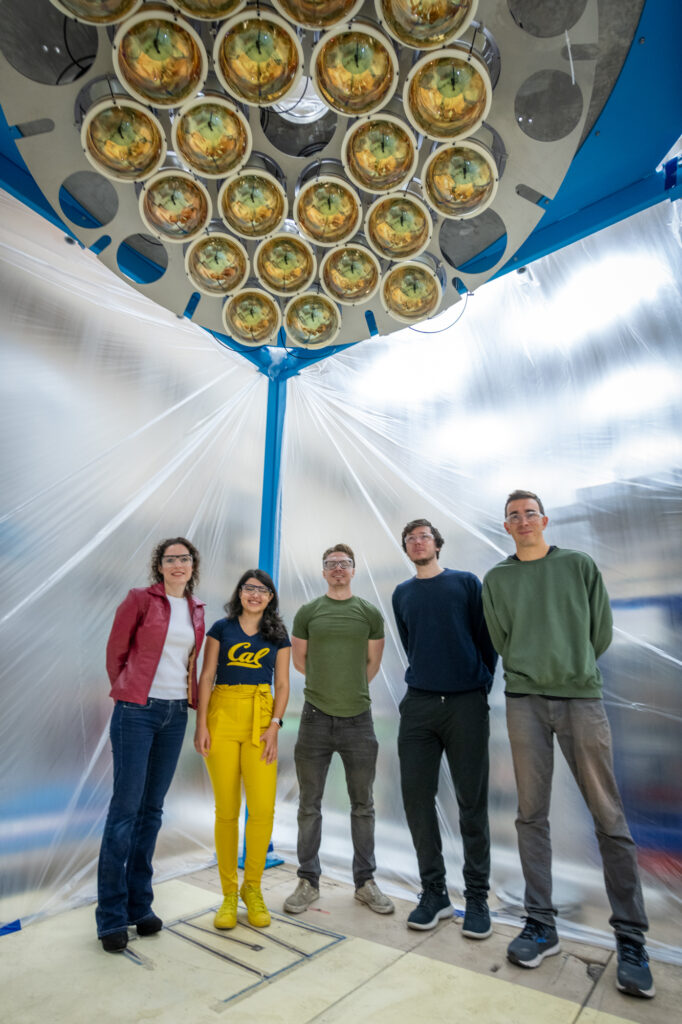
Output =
[{"x1": 106, "y1": 590, "x2": 146, "y2": 687}]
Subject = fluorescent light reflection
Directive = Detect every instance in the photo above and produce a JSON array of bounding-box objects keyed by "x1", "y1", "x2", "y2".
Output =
[
  {"x1": 352, "y1": 327, "x2": 472, "y2": 407},
  {"x1": 581, "y1": 363, "x2": 681, "y2": 421}
]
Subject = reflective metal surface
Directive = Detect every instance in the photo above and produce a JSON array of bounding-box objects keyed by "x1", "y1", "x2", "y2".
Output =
[
  {"x1": 255, "y1": 234, "x2": 316, "y2": 296},
  {"x1": 50, "y1": 0, "x2": 142, "y2": 22},
  {"x1": 381, "y1": 260, "x2": 442, "y2": 321},
  {"x1": 223, "y1": 286, "x2": 282, "y2": 343},
  {"x1": 169, "y1": 0, "x2": 246, "y2": 19},
  {"x1": 404, "y1": 48, "x2": 491, "y2": 141},
  {"x1": 172, "y1": 95, "x2": 251, "y2": 179},
  {"x1": 423, "y1": 141, "x2": 498, "y2": 219},
  {"x1": 366, "y1": 191, "x2": 432, "y2": 260},
  {"x1": 81, "y1": 99, "x2": 166, "y2": 182},
  {"x1": 342, "y1": 114, "x2": 418, "y2": 195},
  {"x1": 184, "y1": 233, "x2": 249, "y2": 295},
  {"x1": 218, "y1": 170, "x2": 287, "y2": 240},
  {"x1": 375, "y1": 0, "x2": 478, "y2": 50},
  {"x1": 312, "y1": 25, "x2": 398, "y2": 116},
  {"x1": 293, "y1": 176, "x2": 362, "y2": 248},
  {"x1": 270, "y1": 0, "x2": 364, "y2": 30},
  {"x1": 139, "y1": 171, "x2": 211, "y2": 243},
  {"x1": 284, "y1": 292, "x2": 341, "y2": 347},
  {"x1": 320, "y1": 244, "x2": 381, "y2": 305},
  {"x1": 113, "y1": 10, "x2": 207, "y2": 108},
  {"x1": 214, "y1": 10, "x2": 302, "y2": 108}
]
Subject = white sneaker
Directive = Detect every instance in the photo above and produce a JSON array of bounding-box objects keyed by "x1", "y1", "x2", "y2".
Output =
[{"x1": 355, "y1": 880, "x2": 395, "y2": 915}]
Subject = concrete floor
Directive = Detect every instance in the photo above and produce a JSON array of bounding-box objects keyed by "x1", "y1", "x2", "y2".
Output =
[{"x1": 1, "y1": 862, "x2": 679, "y2": 1023}]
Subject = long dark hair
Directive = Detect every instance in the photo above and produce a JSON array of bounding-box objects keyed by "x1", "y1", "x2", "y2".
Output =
[
  {"x1": 224, "y1": 568, "x2": 288, "y2": 645},
  {"x1": 150, "y1": 536, "x2": 201, "y2": 595}
]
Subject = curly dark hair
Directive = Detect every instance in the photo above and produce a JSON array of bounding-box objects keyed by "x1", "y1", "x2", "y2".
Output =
[
  {"x1": 150, "y1": 537, "x2": 201, "y2": 595},
  {"x1": 224, "y1": 568, "x2": 288, "y2": 646},
  {"x1": 401, "y1": 519, "x2": 444, "y2": 557}
]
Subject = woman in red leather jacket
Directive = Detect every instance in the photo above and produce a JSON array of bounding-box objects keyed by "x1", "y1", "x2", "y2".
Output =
[{"x1": 96, "y1": 537, "x2": 205, "y2": 953}]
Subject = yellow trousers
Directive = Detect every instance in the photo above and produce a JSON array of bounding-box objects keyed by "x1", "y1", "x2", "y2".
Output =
[{"x1": 205, "y1": 684, "x2": 277, "y2": 894}]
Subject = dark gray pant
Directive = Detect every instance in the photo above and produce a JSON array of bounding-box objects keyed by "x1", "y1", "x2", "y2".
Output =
[
  {"x1": 506, "y1": 695, "x2": 648, "y2": 942},
  {"x1": 294, "y1": 701, "x2": 379, "y2": 888},
  {"x1": 398, "y1": 687, "x2": 490, "y2": 897}
]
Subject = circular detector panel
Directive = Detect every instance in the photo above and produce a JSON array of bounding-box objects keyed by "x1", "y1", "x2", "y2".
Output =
[
  {"x1": 81, "y1": 98, "x2": 166, "y2": 182},
  {"x1": 404, "y1": 47, "x2": 492, "y2": 142},
  {"x1": 366, "y1": 190, "x2": 432, "y2": 261},
  {"x1": 284, "y1": 292, "x2": 342, "y2": 347},
  {"x1": 381, "y1": 261, "x2": 442, "y2": 323},
  {"x1": 422, "y1": 139, "x2": 498, "y2": 219},
  {"x1": 139, "y1": 170, "x2": 212, "y2": 243},
  {"x1": 214, "y1": 10, "x2": 303, "y2": 108},
  {"x1": 113, "y1": 8, "x2": 207, "y2": 108},
  {"x1": 169, "y1": 0, "x2": 246, "y2": 20},
  {"x1": 342, "y1": 114, "x2": 418, "y2": 195},
  {"x1": 172, "y1": 94, "x2": 252, "y2": 179},
  {"x1": 374, "y1": 0, "x2": 478, "y2": 51},
  {"x1": 185, "y1": 233, "x2": 249, "y2": 296},
  {"x1": 312, "y1": 25, "x2": 398, "y2": 117},
  {"x1": 50, "y1": 0, "x2": 142, "y2": 23},
  {"x1": 293, "y1": 175, "x2": 362, "y2": 248},
  {"x1": 270, "y1": 0, "x2": 364, "y2": 31},
  {"x1": 223, "y1": 288, "x2": 282, "y2": 345},
  {"x1": 219, "y1": 169, "x2": 287, "y2": 240},
  {"x1": 255, "y1": 234, "x2": 317, "y2": 296},
  {"x1": 320, "y1": 244, "x2": 381, "y2": 306}
]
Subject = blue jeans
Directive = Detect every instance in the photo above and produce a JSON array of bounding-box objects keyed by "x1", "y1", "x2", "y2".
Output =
[
  {"x1": 96, "y1": 698, "x2": 188, "y2": 937},
  {"x1": 294, "y1": 702, "x2": 379, "y2": 888},
  {"x1": 506, "y1": 695, "x2": 648, "y2": 942}
]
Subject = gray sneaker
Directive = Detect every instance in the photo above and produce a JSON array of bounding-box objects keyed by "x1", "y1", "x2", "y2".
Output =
[
  {"x1": 354, "y1": 880, "x2": 395, "y2": 915},
  {"x1": 283, "y1": 878, "x2": 320, "y2": 914}
]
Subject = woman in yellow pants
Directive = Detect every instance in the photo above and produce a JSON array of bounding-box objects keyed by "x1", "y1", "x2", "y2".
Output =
[{"x1": 194, "y1": 569, "x2": 290, "y2": 928}]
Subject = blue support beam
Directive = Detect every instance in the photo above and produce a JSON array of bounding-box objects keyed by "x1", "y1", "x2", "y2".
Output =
[{"x1": 257, "y1": 375, "x2": 287, "y2": 583}]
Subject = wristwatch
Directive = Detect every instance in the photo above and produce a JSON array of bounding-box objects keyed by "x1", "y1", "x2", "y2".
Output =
[{"x1": 271, "y1": 717, "x2": 284, "y2": 728}]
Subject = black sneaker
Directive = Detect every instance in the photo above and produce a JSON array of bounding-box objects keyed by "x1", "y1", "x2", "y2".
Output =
[
  {"x1": 462, "y1": 895, "x2": 492, "y2": 939},
  {"x1": 407, "y1": 886, "x2": 452, "y2": 931},
  {"x1": 507, "y1": 918, "x2": 560, "y2": 968},
  {"x1": 100, "y1": 929, "x2": 128, "y2": 953},
  {"x1": 136, "y1": 913, "x2": 163, "y2": 936},
  {"x1": 616, "y1": 937, "x2": 655, "y2": 998}
]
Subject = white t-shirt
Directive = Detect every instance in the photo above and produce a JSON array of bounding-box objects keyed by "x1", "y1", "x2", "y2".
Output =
[{"x1": 148, "y1": 595, "x2": 194, "y2": 700}]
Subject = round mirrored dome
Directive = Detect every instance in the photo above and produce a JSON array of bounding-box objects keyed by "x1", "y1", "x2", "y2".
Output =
[
  {"x1": 270, "y1": 0, "x2": 364, "y2": 31},
  {"x1": 139, "y1": 171, "x2": 212, "y2": 243},
  {"x1": 320, "y1": 245, "x2": 381, "y2": 306},
  {"x1": 255, "y1": 234, "x2": 316, "y2": 296},
  {"x1": 366, "y1": 191, "x2": 432, "y2": 260},
  {"x1": 218, "y1": 170, "x2": 287, "y2": 239},
  {"x1": 185, "y1": 233, "x2": 249, "y2": 296},
  {"x1": 284, "y1": 292, "x2": 342, "y2": 347},
  {"x1": 342, "y1": 114, "x2": 418, "y2": 195},
  {"x1": 214, "y1": 10, "x2": 303, "y2": 108},
  {"x1": 50, "y1": 0, "x2": 142, "y2": 23},
  {"x1": 312, "y1": 25, "x2": 398, "y2": 117},
  {"x1": 173, "y1": 95, "x2": 252, "y2": 179},
  {"x1": 381, "y1": 261, "x2": 442, "y2": 322},
  {"x1": 223, "y1": 288, "x2": 282, "y2": 345},
  {"x1": 294, "y1": 176, "x2": 361, "y2": 248},
  {"x1": 422, "y1": 140, "x2": 498, "y2": 219},
  {"x1": 81, "y1": 99, "x2": 166, "y2": 182},
  {"x1": 374, "y1": 0, "x2": 478, "y2": 51},
  {"x1": 404, "y1": 48, "x2": 491, "y2": 141},
  {"x1": 113, "y1": 9, "x2": 207, "y2": 108},
  {"x1": 169, "y1": 0, "x2": 246, "y2": 20}
]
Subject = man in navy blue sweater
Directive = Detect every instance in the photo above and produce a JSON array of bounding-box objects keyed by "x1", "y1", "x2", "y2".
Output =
[{"x1": 392, "y1": 518, "x2": 497, "y2": 937}]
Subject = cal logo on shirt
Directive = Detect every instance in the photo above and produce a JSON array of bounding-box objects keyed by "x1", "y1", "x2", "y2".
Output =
[{"x1": 227, "y1": 641, "x2": 269, "y2": 669}]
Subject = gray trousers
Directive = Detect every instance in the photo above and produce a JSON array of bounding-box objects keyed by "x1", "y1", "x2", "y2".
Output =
[
  {"x1": 506, "y1": 695, "x2": 648, "y2": 942},
  {"x1": 294, "y1": 701, "x2": 378, "y2": 888}
]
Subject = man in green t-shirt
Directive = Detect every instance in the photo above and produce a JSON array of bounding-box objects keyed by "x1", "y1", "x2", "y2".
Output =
[
  {"x1": 482, "y1": 490, "x2": 654, "y2": 1000},
  {"x1": 283, "y1": 544, "x2": 394, "y2": 916}
]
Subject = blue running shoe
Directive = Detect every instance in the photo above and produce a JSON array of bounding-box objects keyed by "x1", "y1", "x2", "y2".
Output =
[
  {"x1": 507, "y1": 918, "x2": 560, "y2": 968},
  {"x1": 616, "y1": 937, "x2": 655, "y2": 998}
]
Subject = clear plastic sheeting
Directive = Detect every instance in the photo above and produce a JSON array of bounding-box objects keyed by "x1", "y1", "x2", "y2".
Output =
[
  {"x1": 276, "y1": 199, "x2": 682, "y2": 958},
  {"x1": 0, "y1": 191, "x2": 267, "y2": 926}
]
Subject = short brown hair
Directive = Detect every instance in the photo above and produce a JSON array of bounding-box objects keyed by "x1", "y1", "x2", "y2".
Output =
[
  {"x1": 150, "y1": 536, "x2": 201, "y2": 595},
  {"x1": 401, "y1": 519, "x2": 444, "y2": 556},
  {"x1": 322, "y1": 543, "x2": 355, "y2": 565},
  {"x1": 504, "y1": 490, "x2": 545, "y2": 517}
]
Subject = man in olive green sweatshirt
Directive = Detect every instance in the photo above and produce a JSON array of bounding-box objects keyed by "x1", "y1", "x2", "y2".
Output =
[{"x1": 482, "y1": 490, "x2": 654, "y2": 1000}]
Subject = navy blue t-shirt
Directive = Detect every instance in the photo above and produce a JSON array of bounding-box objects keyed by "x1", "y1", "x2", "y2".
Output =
[
  {"x1": 207, "y1": 618, "x2": 291, "y2": 686},
  {"x1": 391, "y1": 568, "x2": 497, "y2": 694}
]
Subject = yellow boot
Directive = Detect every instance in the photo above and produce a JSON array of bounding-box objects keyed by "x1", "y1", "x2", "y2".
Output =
[
  {"x1": 214, "y1": 892, "x2": 238, "y2": 930},
  {"x1": 240, "y1": 883, "x2": 271, "y2": 927}
]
